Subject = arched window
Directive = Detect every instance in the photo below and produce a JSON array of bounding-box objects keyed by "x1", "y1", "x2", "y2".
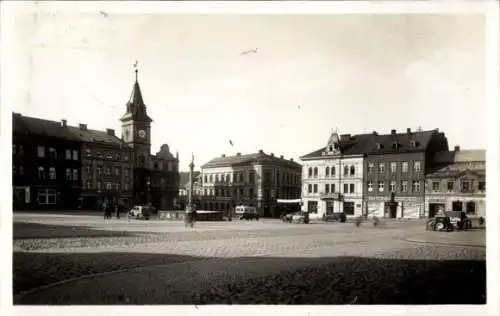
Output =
[
  {"x1": 313, "y1": 167, "x2": 318, "y2": 178},
  {"x1": 350, "y1": 165, "x2": 355, "y2": 176},
  {"x1": 325, "y1": 167, "x2": 330, "y2": 177},
  {"x1": 344, "y1": 165, "x2": 349, "y2": 176},
  {"x1": 226, "y1": 174, "x2": 230, "y2": 182},
  {"x1": 209, "y1": 174, "x2": 213, "y2": 182},
  {"x1": 38, "y1": 166, "x2": 45, "y2": 179},
  {"x1": 73, "y1": 169, "x2": 78, "y2": 181},
  {"x1": 66, "y1": 168, "x2": 72, "y2": 180},
  {"x1": 308, "y1": 167, "x2": 313, "y2": 178},
  {"x1": 331, "y1": 166, "x2": 336, "y2": 176}
]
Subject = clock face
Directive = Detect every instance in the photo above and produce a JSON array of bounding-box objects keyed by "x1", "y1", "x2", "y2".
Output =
[{"x1": 138, "y1": 129, "x2": 146, "y2": 138}]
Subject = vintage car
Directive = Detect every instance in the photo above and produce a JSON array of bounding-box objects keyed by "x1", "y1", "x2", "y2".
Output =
[
  {"x1": 282, "y1": 211, "x2": 309, "y2": 224},
  {"x1": 128, "y1": 205, "x2": 154, "y2": 220},
  {"x1": 426, "y1": 211, "x2": 472, "y2": 231},
  {"x1": 323, "y1": 212, "x2": 347, "y2": 223},
  {"x1": 235, "y1": 205, "x2": 259, "y2": 221}
]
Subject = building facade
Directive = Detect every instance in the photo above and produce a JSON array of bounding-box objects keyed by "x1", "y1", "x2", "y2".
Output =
[
  {"x1": 425, "y1": 148, "x2": 486, "y2": 218},
  {"x1": 12, "y1": 113, "x2": 82, "y2": 210},
  {"x1": 120, "y1": 69, "x2": 179, "y2": 210},
  {"x1": 200, "y1": 151, "x2": 302, "y2": 218},
  {"x1": 66, "y1": 122, "x2": 135, "y2": 209},
  {"x1": 363, "y1": 128, "x2": 449, "y2": 219},
  {"x1": 300, "y1": 131, "x2": 366, "y2": 219}
]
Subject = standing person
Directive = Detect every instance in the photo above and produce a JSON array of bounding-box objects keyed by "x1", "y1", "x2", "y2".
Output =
[
  {"x1": 117, "y1": 200, "x2": 124, "y2": 220},
  {"x1": 115, "y1": 201, "x2": 120, "y2": 219},
  {"x1": 102, "y1": 199, "x2": 108, "y2": 220}
]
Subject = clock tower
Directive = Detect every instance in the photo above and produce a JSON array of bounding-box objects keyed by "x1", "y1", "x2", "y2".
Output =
[{"x1": 120, "y1": 67, "x2": 153, "y2": 167}]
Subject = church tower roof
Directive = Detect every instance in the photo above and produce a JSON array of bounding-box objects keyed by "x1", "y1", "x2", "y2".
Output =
[{"x1": 120, "y1": 65, "x2": 153, "y2": 123}]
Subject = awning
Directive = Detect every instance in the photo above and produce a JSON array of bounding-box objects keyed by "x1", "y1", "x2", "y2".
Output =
[{"x1": 277, "y1": 199, "x2": 302, "y2": 204}]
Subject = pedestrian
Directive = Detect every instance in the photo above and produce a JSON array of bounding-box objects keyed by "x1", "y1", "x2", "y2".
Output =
[
  {"x1": 117, "y1": 200, "x2": 124, "y2": 220},
  {"x1": 102, "y1": 200, "x2": 109, "y2": 220},
  {"x1": 115, "y1": 202, "x2": 120, "y2": 219}
]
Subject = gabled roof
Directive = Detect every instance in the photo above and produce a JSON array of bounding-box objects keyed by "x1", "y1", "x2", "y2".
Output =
[
  {"x1": 66, "y1": 126, "x2": 122, "y2": 146},
  {"x1": 301, "y1": 130, "x2": 438, "y2": 160},
  {"x1": 201, "y1": 152, "x2": 300, "y2": 169},
  {"x1": 12, "y1": 113, "x2": 81, "y2": 141}
]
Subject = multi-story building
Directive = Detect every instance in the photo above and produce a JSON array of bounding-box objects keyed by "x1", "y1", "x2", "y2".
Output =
[
  {"x1": 12, "y1": 113, "x2": 82, "y2": 210},
  {"x1": 66, "y1": 122, "x2": 135, "y2": 209},
  {"x1": 425, "y1": 147, "x2": 486, "y2": 218},
  {"x1": 120, "y1": 69, "x2": 180, "y2": 210},
  {"x1": 363, "y1": 128, "x2": 449, "y2": 219},
  {"x1": 200, "y1": 151, "x2": 302, "y2": 218},
  {"x1": 300, "y1": 130, "x2": 366, "y2": 219}
]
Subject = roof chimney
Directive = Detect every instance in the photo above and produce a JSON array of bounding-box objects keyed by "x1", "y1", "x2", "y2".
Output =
[
  {"x1": 454, "y1": 146, "x2": 460, "y2": 152},
  {"x1": 236, "y1": 152, "x2": 241, "y2": 156},
  {"x1": 61, "y1": 119, "x2": 67, "y2": 127},
  {"x1": 258, "y1": 149, "x2": 264, "y2": 154},
  {"x1": 79, "y1": 124, "x2": 87, "y2": 131},
  {"x1": 391, "y1": 129, "x2": 396, "y2": 135},
  {"x1": 270, "y1": 153, "x2": 274, "y2": 157},
  {"x1": 407, "y1": 128, "x2": 411, "y2": 134},
  {"x1": 221, "y1": 154, "x2": 226, "y2": 158},
  {"x1": 290, "y1": 158, "x2": 294, "y2": 162},
  {"x1": 372, "y1": 131, "x2": 378, "y2": 136},
  {"x1": 280, "y1": 155, "x2": 284, "y2": 159},
  {"x1": 106, "y1": 128, "x2": 115, "y2": 136}
]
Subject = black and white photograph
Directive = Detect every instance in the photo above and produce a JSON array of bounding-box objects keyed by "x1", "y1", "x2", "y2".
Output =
[{"x1": 1, "y1": 0, "x2": 499, "y2": 314}]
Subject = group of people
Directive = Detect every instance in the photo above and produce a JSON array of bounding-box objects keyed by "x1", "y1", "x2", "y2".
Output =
[{"x1": 102, "y1": 198, "x2": 125, "y2": 220}]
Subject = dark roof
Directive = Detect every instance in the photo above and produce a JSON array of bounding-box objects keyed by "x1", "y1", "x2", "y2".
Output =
[
  {"x1": 432, "y1": 149, "x2": 485, "y2": 164},
  {"x1": 427, "y1": 168, "x2": 485, "y2": 179},
  {"x1": 120, "y1": 74, "x2": 152, "y2": 123},
  {"x1": 301, "y1": 130, "x2": 438, "y2": 160},
  {"x1": 179, "y1": 171, "x2": 201, "y2": 187},
  {"x1": 12, "y1": 113, "x2": 81, "y2": 141},
  {"x1": 201, "y1": 152, "x2": 300, "y2": 169},
  {"x1": 67, "y1": 126, "x2": 122, "y2": 146}
]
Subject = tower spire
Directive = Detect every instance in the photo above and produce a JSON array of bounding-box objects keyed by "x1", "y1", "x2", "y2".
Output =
[{"x1": 134, "y1": 60, "x2": 139, "y2": 82}]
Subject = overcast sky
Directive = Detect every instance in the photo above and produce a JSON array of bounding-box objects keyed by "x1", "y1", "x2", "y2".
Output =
[{"x1": 11, "y1": 11, "x2": 485, "y2": 171}]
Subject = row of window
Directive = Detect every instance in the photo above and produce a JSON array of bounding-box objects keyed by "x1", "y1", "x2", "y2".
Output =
[
  {"x1": 307, "y1": 183, "x2": 356, "y2": 194},
  {"x1": 36, "y1": 146, "x2": 79, "y2": 160},
  {"x1": 201, "y1": 187, "x2": 299, "y2": 200},
  {"x1": 84, "y1": 165, "x2": 132, "y2": 177},
  {"x1": 203, "y1": 171, "x2": 300, "y2": 186},
  {"x1": 85, "y1": 181, "x2": 129, "y2": 191},
  {"x1": 367, "y1": 161, "x2": 420, "y2": 174},
  {"x1": 307, "y1": 165, "x2": 357, "y2": 178},
  {"x1": 367, "y1": 180, "x2": 420, "y2": 193},
  {"x1": 431, "y1": 180, "x2": 486, "y2": 193},
  {"x1": 85, "y1": 149, "x2": 129, "y2": 162},
  {"x1": 35, "y1": 167, "x2": 79, "y2": 181}
]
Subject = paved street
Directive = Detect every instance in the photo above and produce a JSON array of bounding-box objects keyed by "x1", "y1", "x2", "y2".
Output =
[{"x1": 13, "y1": 212, "x2": 486, "y2": 305}]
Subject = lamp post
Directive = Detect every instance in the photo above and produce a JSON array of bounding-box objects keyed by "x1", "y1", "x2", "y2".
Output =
[
  {"x1": 186, "y1": 153, "x2": 195, "y2": 213},
  {"x1": 146, "y1": 177, "x2": 151, "y2": 205}
]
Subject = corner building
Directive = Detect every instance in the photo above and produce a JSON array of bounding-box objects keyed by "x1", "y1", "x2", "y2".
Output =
[
  {"x1": 200, "y1": 151, "x2": 302, "y2": 218},
  {"x1": 300, "y1": 131, "x2": 366, "y2": 219}
]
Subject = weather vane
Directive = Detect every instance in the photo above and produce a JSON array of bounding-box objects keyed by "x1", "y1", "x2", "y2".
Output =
[{"x1": 133, "y1": 60, "x2": 138, "y2": 80}]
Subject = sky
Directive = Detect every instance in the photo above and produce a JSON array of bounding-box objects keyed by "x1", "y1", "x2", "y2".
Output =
[{"x1": 10, "y1": 10, "x2": 486, "y2": 171}]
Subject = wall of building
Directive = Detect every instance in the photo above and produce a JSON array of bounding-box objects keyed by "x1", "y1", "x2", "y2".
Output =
[
  {"x1": 301, "y1": 156, "x2": 364, "y2": 219},
  {"x1": 364, "y1": 152, "x2": 426, "y2": 218}
]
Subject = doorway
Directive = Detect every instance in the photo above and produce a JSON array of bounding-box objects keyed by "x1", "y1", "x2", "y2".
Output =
[
  {"x1": 452, "y1": 201, "x2": 463, "y2": 212},
  {"x1": 384, "y1": 202, "x2": 397, "y2": 218},
  {"x1": 429, "y1": 203, "x2": 445, "y2": 218},
  {"x1": 466, "y1": 201, "x2": 476, "y2": 215}
]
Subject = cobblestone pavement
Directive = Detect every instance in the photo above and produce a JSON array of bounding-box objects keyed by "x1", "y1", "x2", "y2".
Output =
[{"x1": 13, "y1": 214, "x2": 486, "y2": 304}]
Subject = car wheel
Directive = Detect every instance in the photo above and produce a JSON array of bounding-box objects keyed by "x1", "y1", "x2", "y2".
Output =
[{"x1": 435, "y1": 222, "x2": 445, "y2": 231}]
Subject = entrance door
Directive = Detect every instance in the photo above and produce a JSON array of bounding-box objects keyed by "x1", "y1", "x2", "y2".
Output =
[
  {"x1": 264, "y1": 205, "x2": 271, "y2": 217},
  {"x1": 452, "y1": 201, "x2": 463, "y2": 212},
  {"x1": 384, "y1": 202, "x2": 397, "y2": 218},
  {"x1": 466, "y1": 201, "x2": 476, "y2": 215},
  {"x1": 326, "y1": 200, "x2": 334, "y2": 215},
  {"x1": 429, "y1": 203, "x2": 445, "y2": 218},
  {"x1": 343, "y1": 202, "x2": 354, "y2": 215}
]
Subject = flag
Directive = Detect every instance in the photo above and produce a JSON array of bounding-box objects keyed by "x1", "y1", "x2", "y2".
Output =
[{"x1": 229, "y1": 140, "x2": 233, "y2": 146}]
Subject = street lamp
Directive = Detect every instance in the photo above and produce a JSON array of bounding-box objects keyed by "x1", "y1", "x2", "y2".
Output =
[{"x1": 146, "y1": 177, "x2": 151, "y2": 205}]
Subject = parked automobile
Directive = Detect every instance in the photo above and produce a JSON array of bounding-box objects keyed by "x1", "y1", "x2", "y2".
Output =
[
  {"x1": 283, "y1": 211, "x2": 309, "y2": 224},
  {"x1": 426, "y1": 211, "x2": 471, "y2": 231},
  {"x1": 128, "y1": 205, "x2": 153, "y2": 220},
  {"x1": 235, "y1": 205, "x2": 259, "y2": 221},
  {"x1": 323, "y1": 212, "x2": 347, "y2": 223}
]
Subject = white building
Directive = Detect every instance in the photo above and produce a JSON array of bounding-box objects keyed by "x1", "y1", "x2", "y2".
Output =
[{"x1": 300, "y1": 131, "x2": 366, "y2": 219}]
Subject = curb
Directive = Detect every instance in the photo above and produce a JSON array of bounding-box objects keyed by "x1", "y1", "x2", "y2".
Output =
[{"x1": 403, "y1": 238, "x2": 486, "y2": 248}]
